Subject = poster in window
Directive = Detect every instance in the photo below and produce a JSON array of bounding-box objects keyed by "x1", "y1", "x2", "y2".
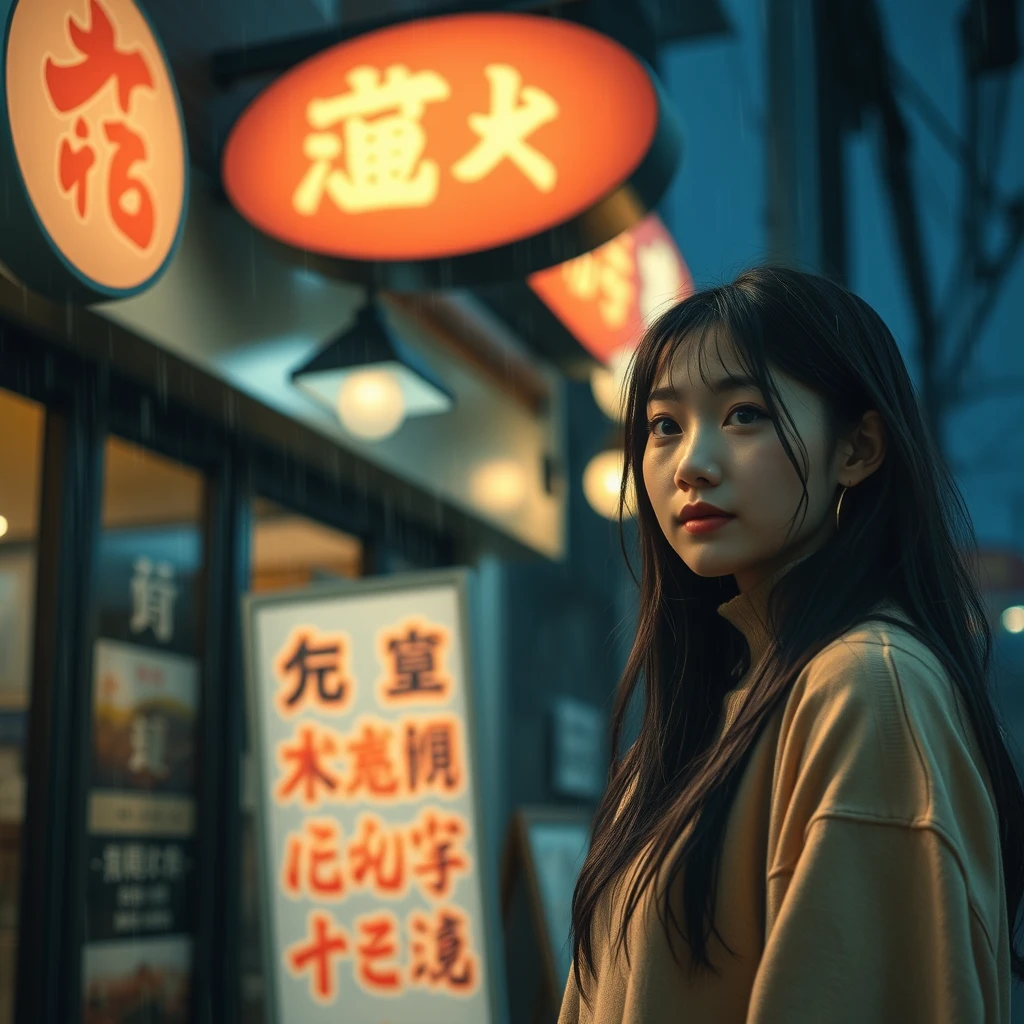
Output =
[{"x1": 84, "y1": 522, "x2": 203, "y2": 1024}]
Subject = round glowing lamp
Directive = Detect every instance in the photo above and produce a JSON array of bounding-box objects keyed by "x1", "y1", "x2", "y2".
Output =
[
  {"x1": 470, "y1": 459, "x2": 529, "y2": 515},
  {"x1": 583, "y1": 448, "x2": 635, "y2": 521},
  {"x1": 0, "y1": 515, "x2": 7, "y2": 539},
  {"x1": 336, "y1": 369, "x2": 407, "y2": 440},
  {"x1": 292, "y1": 294, "x2": 453, "y2": 441},
  {"x1": 1001, "y1": 605, "x2": 1024, "y2": 635}
]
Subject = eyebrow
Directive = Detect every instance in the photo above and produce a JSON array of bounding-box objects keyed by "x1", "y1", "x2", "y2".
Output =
[{"x1": 646, "y1": 374, "x2": 761, "y2": 405}]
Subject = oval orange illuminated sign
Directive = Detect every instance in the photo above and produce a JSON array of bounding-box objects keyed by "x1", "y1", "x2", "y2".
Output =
[
  {"x1": 1, "y1": 0, "x2": 187, "y2": 301},
  {"x1": 222, "y1": 13, "x2": 681, "y2": 287}
]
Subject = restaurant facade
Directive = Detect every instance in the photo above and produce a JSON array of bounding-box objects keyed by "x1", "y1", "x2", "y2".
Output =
[{"x1": 0, "y1": 0, "x2": 716, "y2": 1021}]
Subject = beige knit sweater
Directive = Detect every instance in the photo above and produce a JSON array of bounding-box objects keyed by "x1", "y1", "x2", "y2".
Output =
[{"x1": 558, "y1": 564, "x2": 1009, "y2": 1023}]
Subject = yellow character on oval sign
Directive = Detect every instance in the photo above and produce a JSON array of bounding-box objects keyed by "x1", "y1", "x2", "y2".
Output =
[{"x1": 294, "y1": 64, "x2": 451, "y2": 215}]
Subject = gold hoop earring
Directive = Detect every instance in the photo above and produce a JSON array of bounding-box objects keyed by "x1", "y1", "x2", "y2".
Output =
[{"x1": 835, "y1": 484, "x2": 849, "y2": 533}]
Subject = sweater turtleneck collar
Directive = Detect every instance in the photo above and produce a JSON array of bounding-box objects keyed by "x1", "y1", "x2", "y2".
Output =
[{"x1": 715, "y1": 551, "x2": 817, "y2": 667}]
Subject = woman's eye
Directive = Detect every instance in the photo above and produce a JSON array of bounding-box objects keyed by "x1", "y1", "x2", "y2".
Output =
[
  {"x1": 647, "y1": 415, "x2": 679, "y2": 437},
  {"x1": 727, "y1": 404, "x2": 767, "y2": 426}
]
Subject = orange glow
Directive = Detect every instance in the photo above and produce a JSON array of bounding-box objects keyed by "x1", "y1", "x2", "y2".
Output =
[
  {"x1": 5, "y1": 0, "x2": 185, "y2": 292},
  {"x1": 222, "y1": 13, "x2": 658, "y2": 262},
  {"x1": 528, "y1": 213, "x2": 694, "y2": 364}
]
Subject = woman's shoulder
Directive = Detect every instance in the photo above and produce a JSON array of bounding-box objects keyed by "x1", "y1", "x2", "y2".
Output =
[
  {"x1": 777, "y1": 601, "x2": 996, "y2": 836},
  {"x1": 794, "y1": 600, "x2": 953, "y2": 716}
]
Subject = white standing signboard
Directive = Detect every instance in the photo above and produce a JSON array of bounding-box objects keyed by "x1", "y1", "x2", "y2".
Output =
[{"x1": 244, "y1": 570, "x2": 499, "y2": 1024}]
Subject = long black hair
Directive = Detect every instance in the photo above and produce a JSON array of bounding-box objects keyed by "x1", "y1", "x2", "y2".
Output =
[{"x1": 570, "y1": 266, "x2": 1024, "y2": 1002}]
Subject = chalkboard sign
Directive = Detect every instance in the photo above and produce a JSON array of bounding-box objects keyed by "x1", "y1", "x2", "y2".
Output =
[{"x1": 500, "y1": 808, "x2": 591, "y2": 1023}]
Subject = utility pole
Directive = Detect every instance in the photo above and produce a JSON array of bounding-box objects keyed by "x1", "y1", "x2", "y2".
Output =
[
  {"x1": 768, "y1": 0, "x2": 1022, "y2": 464},
  {"x1": 766, "y1": 0, "x2": 848, "y2": 282}
]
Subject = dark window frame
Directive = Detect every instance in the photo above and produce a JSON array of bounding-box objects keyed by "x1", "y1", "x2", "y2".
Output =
[{"x1": 2, "y1": 314, "x2": 455, "y2": 1024}]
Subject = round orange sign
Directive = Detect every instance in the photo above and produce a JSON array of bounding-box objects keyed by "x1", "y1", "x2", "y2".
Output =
[
  {"x1": 222, "y1": 13, "x2": 681, "y2": 287},
  {"x1": 529, "y1": 214, "x2": 694, "y2": 364},
  {"x1": 1, "y1": 0, "x2": 187, "y2": 300}
]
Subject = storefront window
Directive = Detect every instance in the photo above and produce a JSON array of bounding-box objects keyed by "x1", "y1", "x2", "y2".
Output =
[
  {"x1": 241, "y1": 499, "x2": 363, "y2": 1022},
  {"x1": 83, "y1": 437, "x2": 204, "y2": 1024},
  {"x1": 0, "y1": 389, "x2": 43, "y2": 1024}
]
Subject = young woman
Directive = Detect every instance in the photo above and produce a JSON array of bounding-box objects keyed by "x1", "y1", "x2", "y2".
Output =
[{"x1": 560, "y1": 267, "x2": 1024, "y2": 1023}]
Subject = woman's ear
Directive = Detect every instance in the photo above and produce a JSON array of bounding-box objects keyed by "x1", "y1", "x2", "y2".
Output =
[{"x1": 837, "y1": 410, "x2": 886, "y2": 485}]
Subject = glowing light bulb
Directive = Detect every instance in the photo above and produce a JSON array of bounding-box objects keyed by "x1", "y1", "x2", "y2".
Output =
[
  {"x1": 1001, "y1": 605, "x2": 1024, "y2": 635},
  {"x1": 470, "y1": 460, "x2": 529, "y2": 515},
  {"x1": 590, "y1": 346, "x2": 634, "y2": 423},
  {"x1": 0, "y1": 516, "x2": 7, "y2": 539},
  {"x1": 583, "y1": 449, "x2": 635, "y2": 521},
  {"x1": 336, "y1": 369, "x2": 406, "y2": 440}
]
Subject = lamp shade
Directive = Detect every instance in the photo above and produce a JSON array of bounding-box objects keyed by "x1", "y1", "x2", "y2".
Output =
[{"x1": 291, "y1": 300, "x2": 454, "y2": 436}]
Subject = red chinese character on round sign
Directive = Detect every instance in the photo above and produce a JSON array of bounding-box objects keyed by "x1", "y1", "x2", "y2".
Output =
[
  {"x1": 43, "y1": 0, "x2": 156, "y2": 250},
  {"x1": 5, "y1": 0, "x2": 186, "y2": 293}
]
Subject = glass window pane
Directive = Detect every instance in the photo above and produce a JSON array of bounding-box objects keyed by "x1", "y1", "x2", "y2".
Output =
[
  {"x1": 0, "y1": 389, "x2": 43, "y2": 1024},
  {"x1": 250, "y1": 499, "x2": 363, "y2": 592},
  {"x1": 84, "y1": 437, "x2": 204, "y2": 1024},
  {"x1": 241, "y1": 500, "x2": 363, "y2": 1023}
]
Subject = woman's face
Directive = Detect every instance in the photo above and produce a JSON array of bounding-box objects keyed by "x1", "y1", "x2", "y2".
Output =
[{"x1": 642, "y1": 331, "x2": 845, "y2": 593}]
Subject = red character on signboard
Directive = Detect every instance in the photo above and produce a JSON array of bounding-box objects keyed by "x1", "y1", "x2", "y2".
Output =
[
  {"x1": 348, "y1": 814, "x2": 405, "y2": 896},
  {"x1": 58, "y1": 118, "x2": 97, "y2": 217},
  {"x1": 285, "y1": 910, "x2": 351, "y2": 1004},
  {"x1": 353, "y1": 911, "x2": 403, "y2": 995},
  {"x1": 43, "y1": 0, "x2": 156, "y2": 249},
  {"x1": 408, "y1": 907, "x2": 477, "y2": 994},
  {"x1": 378, "y1": 622, "x2": 451, "y2": 704},
  {"x1": 560, "y1": 235, "x2": 637, "y2": 329},
  {"x1": 275, "y1": 627, "x2": 352, "y2": 716},
  {"x1": 282, "y1": 818, "x2": 345, "y2": 900},
  {"x1": 44, "y1": 0, "x2": 152, "y2": 114},
  {"x1": 405, "y1": 716, "x2": 462, "y2": 797},
  {"x1": 409, "y1": 808, "x2": 471, "y2": 900},
  {"x1": 345, "y1": 721, "x2": 400, "y2": 798},
  {"x1": 276, "y1": 724, "x2": 341, "y2": 808},
  {"x1": 103, "y1": 119, "x2": 155, "y2": 248}
]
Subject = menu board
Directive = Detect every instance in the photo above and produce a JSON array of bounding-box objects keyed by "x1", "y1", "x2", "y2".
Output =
[
  {"x1": 523, "y1": 815, "x2": 591, "y2": 989},
  {"x1": 501, "y1": 808, "x2": 591, "y2": 1008},
  {"x1": 244, "y1": 570, "x2": 499, "y2": 1024},
  {"x1": 83, "y1": 526, "x2": 201, "y2": 1024}
]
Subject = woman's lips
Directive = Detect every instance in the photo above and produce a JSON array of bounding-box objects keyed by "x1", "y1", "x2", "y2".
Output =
[{"x1": 681, "y1": 515, "x2": 734, "y2": 535}]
